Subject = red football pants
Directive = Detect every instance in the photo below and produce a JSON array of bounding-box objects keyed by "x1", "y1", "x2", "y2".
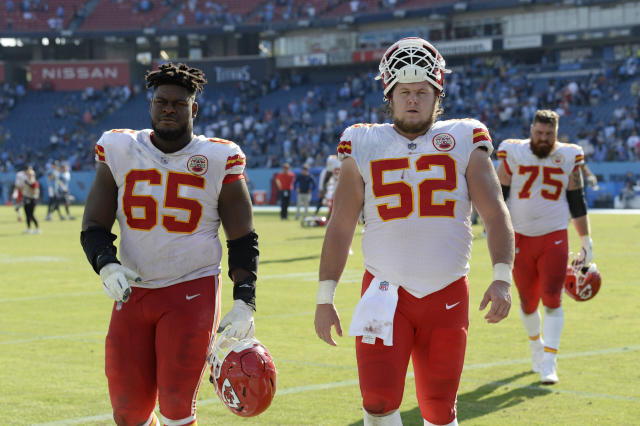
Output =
[
  {"x1": 105, "y1": 275, "x2": 221, "y2": 425},
  {"x1": 513, "y1": 229, "x2": 569, "y2": 313},
  {"x1": 356, "y1": 271, "x2": 469, "y2": 425}
]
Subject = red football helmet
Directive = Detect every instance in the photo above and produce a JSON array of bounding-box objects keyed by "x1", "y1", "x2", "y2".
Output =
[
  {"x1": 209, "y1": 335, "x2": 277, "y2": 417},
  {"x1": 564, "y1": 263, "x2": 602, "y2": 301}
]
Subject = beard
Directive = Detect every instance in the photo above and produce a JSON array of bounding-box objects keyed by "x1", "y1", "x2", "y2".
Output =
[
  {"x1": 152, "y1": 120, "x2": 190, "y2": 142},
  {"x1": 530, "y1": 139, "x2": 554, "y2": 158},
  {"x1": 389, "y1": 99, "x2": 438, "y2": 136},
  {"x1": 393, "y1": 115, "x2": 433, "y2": 135}
]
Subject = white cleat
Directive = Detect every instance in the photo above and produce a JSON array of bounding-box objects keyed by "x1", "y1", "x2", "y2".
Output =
[
  {"x1": 530, "y1": 339, "x2": 544, "y2": 373},
  {"x1": 540, "y1": 352, "x2": 558, "y2": 385}
]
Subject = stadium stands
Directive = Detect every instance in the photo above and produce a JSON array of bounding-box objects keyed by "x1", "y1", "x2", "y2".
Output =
[
  {"x1": 1, "y1": 57, "x2": 639, "y2": 178},
  {"x1": 79, "y1": 0, "x2": 174, "y2": 31},
  {"x1": 0, "y1": 0, "x2": 83, "y2": 32}
]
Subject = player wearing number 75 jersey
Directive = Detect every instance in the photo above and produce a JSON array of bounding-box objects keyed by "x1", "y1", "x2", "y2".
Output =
[
  {"x1": 81, "y1": 63, "x2": 259, "y2": 426},
  {"x1": 496, "y1": 109, "x2": 594, "y2": 386},
  {"x1": 314, "y1": 37, "x2": 514, "y2": 426}
]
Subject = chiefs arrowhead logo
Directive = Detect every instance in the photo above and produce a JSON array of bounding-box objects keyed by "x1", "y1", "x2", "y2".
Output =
[
  {"x1": 187, "y1": 155, "x2": 208, "y2": 175},
  {"x1": 432, "y1": 133, "x2": 455, "y2": 152},
  {"x1": 221, "y1": 378, "x2": 241, "y2": 409}
]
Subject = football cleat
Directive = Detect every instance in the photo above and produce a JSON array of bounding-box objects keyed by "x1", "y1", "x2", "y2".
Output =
[
  {"x1": 209, "y1": 334, "x2": 277, "y2": 417},
  {"x1": 540, "y1": 352, "x2": 558, "y2": 385},
  {"x1": 564, "y1": 263, "x2": 601, "y2": 302},
  {"x1": 530, "y1": 338, "x2": 544, "y2": 374},
  {"x1": 376, "y1": 37, "x2": 451, "y2": 99}
]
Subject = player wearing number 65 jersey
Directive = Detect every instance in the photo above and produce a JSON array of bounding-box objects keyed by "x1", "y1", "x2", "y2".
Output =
[
  {"x1": 496, "y1": 109, "x2": 594, "y2": 385},
  {"x1": 81, "y1": 63, "x2": 259, "y2": 425},
  {"x1": 314, "y1": 37, "x2": 514, "y2": 426}
]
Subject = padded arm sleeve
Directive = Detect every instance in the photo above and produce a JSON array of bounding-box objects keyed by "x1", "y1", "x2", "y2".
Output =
[{"x1": 566, "y1": 188, "x2": 587, "y2": 218}]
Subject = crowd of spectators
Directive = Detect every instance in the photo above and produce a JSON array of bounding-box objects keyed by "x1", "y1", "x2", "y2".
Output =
[{"x1": 1, "y1": 56, "x2": 639, "y2": 177}]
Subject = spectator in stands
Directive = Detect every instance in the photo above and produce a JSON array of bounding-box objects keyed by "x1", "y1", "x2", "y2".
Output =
[
  {"x1": 627, "y1": 130, "x2": 640, "y2": 160},
  {"x1": 274, "y1": 162, "x2": 295, "y2": 219},
  {"x1": 294, "y1": 164, "x2": 315, "y2": 220}
]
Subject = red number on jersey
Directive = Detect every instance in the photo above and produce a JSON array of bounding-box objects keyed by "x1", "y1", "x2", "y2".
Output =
[
  {"x1": 123, "y1": 170, "x2": 205, "y2": 233},
  {"x1": 371, "y1": 158, "x2": 412, "y2": 220},
  {"x1": 370, "y1": 154, "x2": 457, "y2": 221},
  {"x1": 517, "y1": 165, "x2": 539, "y2": 199},
  {"x1": 163, "y1": 172, "x2": 205, "y2": 233},
  {"x1": 517, "y1": 165, "x2": 564, "y2": 200},
  {"x1": 541, "y1": 167, "x2": 564, "y2": 200},
  {"x1": 123, "y1": 169, "x2": 161, "y2": 230},
  {"x1": 416, "y1": 154, "x2": 457, "y2": 217}
]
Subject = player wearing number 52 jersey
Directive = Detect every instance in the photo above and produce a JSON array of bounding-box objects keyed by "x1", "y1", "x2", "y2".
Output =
[
  {"x1": 315, "y1": 37, "x2": 514, "y2": 426},
  {"x1": 81, "y1": 63, "x2": 259, "y2": 426},
  {"x1": 497, "y1": 109, "x2": 594, "y2": 386}
]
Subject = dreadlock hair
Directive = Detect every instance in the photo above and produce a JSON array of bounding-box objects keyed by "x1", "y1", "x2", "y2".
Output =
[{"x1": 145, "y1": 62, "x2": 207, "y2": 95}]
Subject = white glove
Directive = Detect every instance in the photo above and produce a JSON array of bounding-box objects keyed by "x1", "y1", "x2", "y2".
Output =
[
  {"x1": 575, "y1": 236, "x2": 594, "y2": 269},
  {"x1": 217, "y1": 299, "x2": 255, "y2": 339},
  {"x1": 99, "y1": 263, "x2": 141, "y2": 303}
]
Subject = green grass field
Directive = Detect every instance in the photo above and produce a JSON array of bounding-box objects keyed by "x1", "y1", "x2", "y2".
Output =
[{"x1": 1, "y1": 205, "x2": 639, "y2": 425}]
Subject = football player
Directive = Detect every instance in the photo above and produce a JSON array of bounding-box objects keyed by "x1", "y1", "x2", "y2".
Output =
[
  {"x1": 81, "y1": 63, "x2": 259, "y2": 426},
  {"x1": 12, "y1": 168, "x2": 26, "y2": 222},
  {"x1": 496, "y1": 109, "x2": 594, "y2": 385},
  {"x1": 314, "y1": 37, "x2": 514, "y2": 426}
]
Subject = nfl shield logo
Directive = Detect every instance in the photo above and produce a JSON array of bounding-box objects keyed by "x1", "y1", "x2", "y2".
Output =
[
  {"x1": 408, "y1": 142, "x2": 417, "y2": 150},
  {"x1": 379, "y1": 281, "x2": 389, "y2": 291}
]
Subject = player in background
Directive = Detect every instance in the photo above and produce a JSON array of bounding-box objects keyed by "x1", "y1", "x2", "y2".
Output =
[
  {"x1": 45, "y1": 164, "x2": 63, "y2": 221},
  {"x1": 314, "y1": 154, "x2": 339, "y2": 216},
  {"x1": 81, "y1": 63, "x2": 258, "y2": 425},
  {"x1": 496, "y1": 109, "x2": 594, "y2": 385},
  {"x1": 322, "y1": 155, "x2": 341, "y2": 220},
  {"x1": 315, "y1": 37, "x2": 514, "y2": 426},
  {"x1": 12, "y1": 168, "x2": 26, "y2": 222},
  {"x1": 58, "y1": 163, "x2": 74, "y2": 220},
  {"x1": 22, "y1": 167, "x2": 40, "y2": 234}
]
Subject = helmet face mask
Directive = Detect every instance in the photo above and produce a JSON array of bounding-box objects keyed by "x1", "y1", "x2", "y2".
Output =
[
  {"x1": 564, "y1": 263, "x2": 601, "y2": 301},
  {"x1": 376, "y1": 37, "x2": 451, "y2": 100},
  {"x1": 209, "y1": 335, "x2": 277, "y2": 417}
]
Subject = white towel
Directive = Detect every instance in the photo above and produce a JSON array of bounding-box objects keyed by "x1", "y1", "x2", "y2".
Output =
[{"x1": 349, "y1": 276, "x2": 399, "y2": 346}]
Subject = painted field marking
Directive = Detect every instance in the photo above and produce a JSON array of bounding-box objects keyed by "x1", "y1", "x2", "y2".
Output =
[{"x1": 35, "y1": 345, "x2": 640, "y2": 426}]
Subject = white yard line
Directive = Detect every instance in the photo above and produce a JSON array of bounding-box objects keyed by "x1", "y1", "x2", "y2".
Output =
[{"x1": 35, "y1": 345, "x2": 640, "y2": 426}]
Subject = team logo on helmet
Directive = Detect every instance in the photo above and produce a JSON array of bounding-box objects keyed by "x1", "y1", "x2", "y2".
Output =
[
  {"x1": 564, "y1": 263, "x2": 601, "y2": 302},
  {"x1": 187, "y1": 155, "x2": 208, "y2": 175},
  {"x1": 209, "y1": 336, "x2": 277, "y2": 417},
  {"x1": 432, "y1": 133, "x2": 456, "y2": 152},
  {"x1": 552, "y1": 153, "x2": 565, "y2": 165},
  {"x1": 221, "y1": 378, "x2": 241, "y2": 409}
]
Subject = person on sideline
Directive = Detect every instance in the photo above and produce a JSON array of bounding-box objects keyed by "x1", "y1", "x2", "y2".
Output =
[
  {"x1": 22, "y1": 167, "x2": 40, "y2": 234},
  {"x1": 294, "y1": 164, "x2": 316, "y2": 220},
  {"x1": 314, "y1": 37, "x2": 514, "y2": 426},
  {"x1": 496, "y1": 109, "x2": 594, "y2": 385},
  {"x1": 81, "y1": 63, "x2": 259, "y2": 425},
  {"x1": 274, "y1": 162, "x2": 295, "y2": 219}
]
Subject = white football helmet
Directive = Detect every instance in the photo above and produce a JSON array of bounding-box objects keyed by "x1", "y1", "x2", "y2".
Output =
[{"x1": 376, "y1": 37, "x2": 451, "y2": 100}]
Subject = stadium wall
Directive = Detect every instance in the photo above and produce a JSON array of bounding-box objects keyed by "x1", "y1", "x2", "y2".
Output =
[{"x1": 2, "y1": 162, "x2": 640, "y2": 207}]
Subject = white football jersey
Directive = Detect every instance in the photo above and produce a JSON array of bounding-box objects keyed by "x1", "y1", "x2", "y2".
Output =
[
  {"x1": 338, "y1": 119, "x2": 493, "y2": 298},
  {"x1": 496, "y1": 139, "x2": 584, "y2": 236},
  {"x1": 95, "y1": 129, "x2": 246, "y2": 288},
  {"x1": 14, "y1": 170, "x2": 27, "y2": 191}
]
